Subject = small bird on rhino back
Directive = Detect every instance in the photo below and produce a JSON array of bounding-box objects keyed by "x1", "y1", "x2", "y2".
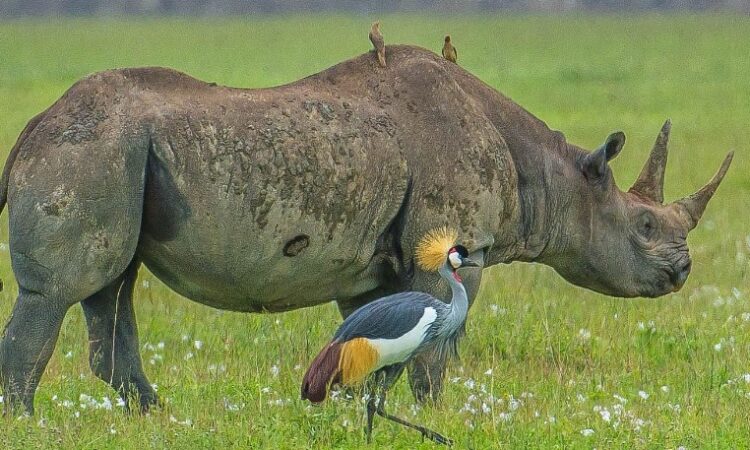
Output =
[
  {"x1": 369, "y1": 21, "x2": 386, "y2": 68},
  {"x1": 442, "y1": 35, "x2": 457, "y2": 63},
  {"x1": 301, "y1": 227, "x2": 478, "y2": 445}
]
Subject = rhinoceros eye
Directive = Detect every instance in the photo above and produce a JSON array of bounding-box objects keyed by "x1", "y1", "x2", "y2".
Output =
[{"x1": 636, "y1": 212, "x2": 657, "y2": 240}]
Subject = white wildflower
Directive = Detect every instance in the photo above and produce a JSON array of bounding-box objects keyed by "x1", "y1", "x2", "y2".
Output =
[
  {"x1": 714, "y1": 342, "x2": 723, "y2": 352},
  {"x1": 578, "y1": 328, "x2": 591, "y2": 341},
  {"x1": 638, "y1": 390, "x2": 649, "y2": 400},
  {"x1": 489, "y1": 304, "x2": 506, "y2": 315},
  {"x1": 184, "y1": 352, "x2": 194, "y2": 360},
  {"x1": 270, "y1": 364, "x2": 280, "y2": 378},
  {"x1": 481, "y1": 402, "x2": 491, "y2": 414},
  {"x1": 194, "y1": 340, "x2": 203, "y2": 350},
  {"x1": 261, "y1": 386, "x2": 272, "y2": 394},
  {"x1": 484, "y1": 368, "x2": 493, "y2": 376},
  {"x1": 142, "y1": 280, "x2": 150, "y2": 289},
  {"x1": 157, "y1": 341, "x2": 165, "y2": 350},
  {"x1": 498, "y1": 412, "x2": 511, "y2": 422},
  {"x1": 223, "y1": 398, "x2": 241, "y2": 411},
  {"x1": 581, "y1": 429, "x2": 595, "y2": 437},
  {"x1": 459, "y1": 403, "x2": 476, "y2": 415},
  {"x1": 661, "y1": 385, "x2": 670, "y2": 393},
  {"x1": 613, "y1": 394, "x2": 627, "y2": 404}
]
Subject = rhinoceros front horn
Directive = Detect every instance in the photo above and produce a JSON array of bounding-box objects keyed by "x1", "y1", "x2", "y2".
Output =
[
  {"x1": 675, "y1": 151, "x2": 734, "y2": 230},
  {"x1": 629, "y1": 119, "x2": 671, "y2": 203}
]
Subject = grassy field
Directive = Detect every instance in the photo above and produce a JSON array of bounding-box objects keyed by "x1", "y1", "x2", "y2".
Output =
[{"x1": 0, "y1": 15, "x2": 749, "y2": 449}]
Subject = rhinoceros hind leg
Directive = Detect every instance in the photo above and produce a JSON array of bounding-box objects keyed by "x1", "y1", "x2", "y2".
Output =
[
  {"x1": 0, "y1": 289, "x2": 71, "y2": 414},
  {"x1": 81, "y1": 259, "x2": 157, "y2": 412}
]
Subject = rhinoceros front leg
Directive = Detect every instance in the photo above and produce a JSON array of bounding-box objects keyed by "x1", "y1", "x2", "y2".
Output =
[
  {"x1": 407, "y1": 248, "x2": 485, "y2": 403},
  {"x1": 81, "y1": 260, "x2": 157, "y2": 412}
]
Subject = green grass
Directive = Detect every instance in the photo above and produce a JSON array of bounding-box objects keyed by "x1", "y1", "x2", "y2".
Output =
[{"x1": 0, "y1": 14, "x2": 749, "y2": 449}]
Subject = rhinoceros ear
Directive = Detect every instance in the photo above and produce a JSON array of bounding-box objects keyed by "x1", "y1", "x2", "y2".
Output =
[{"x1": 582, "y1": 131, "x2": 625, "y2": 182}]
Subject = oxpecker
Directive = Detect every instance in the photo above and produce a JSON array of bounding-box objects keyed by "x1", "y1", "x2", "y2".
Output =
[{"x1": 369, "y1": 21, "x2": 386, "y2": 68}]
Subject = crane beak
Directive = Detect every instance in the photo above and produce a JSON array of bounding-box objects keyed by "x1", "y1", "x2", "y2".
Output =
[{"x1": 461, "y1": 258, "x2": 480, "y2": 268}]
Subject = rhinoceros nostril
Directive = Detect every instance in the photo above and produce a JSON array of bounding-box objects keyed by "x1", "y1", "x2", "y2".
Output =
[{"x1": 670, "y1": 260, "x2": 692, "y2": 291}]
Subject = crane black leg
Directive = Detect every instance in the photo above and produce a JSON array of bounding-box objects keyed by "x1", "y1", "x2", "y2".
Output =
[
  {"x1": 365, "y1": 393, "x2": 377, "y2": 443},
  {"x1": 375, "y1": 391, "x2": 453, "y2": 446}
]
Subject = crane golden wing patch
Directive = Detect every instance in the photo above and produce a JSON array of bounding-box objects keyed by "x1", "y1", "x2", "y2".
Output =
[{"x1": 415, "y1": 227, "x2": 458, "y2": 272}]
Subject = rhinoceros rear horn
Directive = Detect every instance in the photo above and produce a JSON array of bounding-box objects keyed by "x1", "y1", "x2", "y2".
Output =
[
  {"x1": 629, "y1": 119, "x2": 671, "y2": 203},
  {"x1": 675, "y1": 151, "x2": 734, "y2": 230}
]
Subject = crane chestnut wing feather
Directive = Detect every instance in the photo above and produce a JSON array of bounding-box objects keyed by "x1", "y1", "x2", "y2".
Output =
[{"x1": 334, "y1": 292, "x2": 440, "y2": 341}]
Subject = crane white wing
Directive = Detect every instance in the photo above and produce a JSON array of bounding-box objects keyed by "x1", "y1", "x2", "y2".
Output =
[{"x1": 368, "y1": 306, "x2": 437, "y2": 368}]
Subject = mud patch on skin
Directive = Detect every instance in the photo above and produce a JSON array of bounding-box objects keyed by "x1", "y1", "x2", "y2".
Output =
[
  {"x1": 57, "y1": 96, "x2": 109, "y2": 145},
  {"x1": 92, "y1": 231, "x2": 110, "y2": 250},
  {"x1": 37, "y1": 186, "x2": 74, "y2": 217},
  {"x1": 302, "y1": 100, "x2": 336, "y2": 122},
  {"x1": 283, "y1": 235, "x2": 310, "y2": 256}
]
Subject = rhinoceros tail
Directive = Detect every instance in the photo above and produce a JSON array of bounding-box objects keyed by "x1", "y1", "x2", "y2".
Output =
[{"x1": 0, "y1": 111, "x2": 46, "y2": 215}]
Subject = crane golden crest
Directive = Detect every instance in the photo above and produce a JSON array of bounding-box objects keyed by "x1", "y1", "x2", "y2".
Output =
[{"x1": 415, "y1": 227, "x2": 459, "y2": 272}]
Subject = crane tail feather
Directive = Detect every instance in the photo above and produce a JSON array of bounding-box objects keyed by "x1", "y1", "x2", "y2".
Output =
[{"x1": 301, "y1": 341, "x2": 343, "y2": 403}]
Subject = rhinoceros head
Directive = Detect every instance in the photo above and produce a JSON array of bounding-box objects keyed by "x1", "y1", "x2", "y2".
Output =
[{"x1": 550, "y1": 120, "x2": 733, "y2": 298}]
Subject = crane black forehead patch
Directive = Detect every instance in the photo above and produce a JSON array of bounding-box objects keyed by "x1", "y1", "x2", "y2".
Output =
[{"x1": 449, "y1": 245, "x2": 469, "y2": 258}]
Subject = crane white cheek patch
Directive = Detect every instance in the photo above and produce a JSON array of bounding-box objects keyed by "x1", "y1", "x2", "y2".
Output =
[
  {"x1": 369, "y1": 307, "x2": 437, "y2": 369},
  {"x1": 448, "y1": 252, "x2": 461, "y2": 269}
]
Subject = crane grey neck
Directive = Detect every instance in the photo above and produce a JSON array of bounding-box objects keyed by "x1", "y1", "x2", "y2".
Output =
[{"x1": 437, "y1": 261, "x2": 469, "y2": 336}]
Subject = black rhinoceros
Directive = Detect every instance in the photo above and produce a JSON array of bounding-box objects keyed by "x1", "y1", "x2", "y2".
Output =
[{"x1": 0, "y1": 45, "x2": 731, "y2": 413}]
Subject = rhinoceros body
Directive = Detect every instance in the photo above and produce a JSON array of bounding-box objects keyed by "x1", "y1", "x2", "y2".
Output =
[{"x1": 0, "y1": 45, "x2": 730, "y2": 413}]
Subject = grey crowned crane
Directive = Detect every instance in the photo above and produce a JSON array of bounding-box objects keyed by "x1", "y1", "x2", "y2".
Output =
[{"x1": 301, "y1": 227, "x2": 479, "y2": 445}]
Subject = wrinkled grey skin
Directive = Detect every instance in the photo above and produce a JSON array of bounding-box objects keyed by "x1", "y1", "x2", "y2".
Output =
[{"x1": 0, "y1": 45, "x2": 732, "y2": 413}]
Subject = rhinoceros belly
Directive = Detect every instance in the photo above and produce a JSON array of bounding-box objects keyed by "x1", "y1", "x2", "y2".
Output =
[{"x1": 136, "y1": 113, "x2": 409, "y2": 313}]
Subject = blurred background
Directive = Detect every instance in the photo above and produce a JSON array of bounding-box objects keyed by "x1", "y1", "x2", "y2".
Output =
[{"x1": 2, "y1": 0, "x2": 750, "y2": 15}]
